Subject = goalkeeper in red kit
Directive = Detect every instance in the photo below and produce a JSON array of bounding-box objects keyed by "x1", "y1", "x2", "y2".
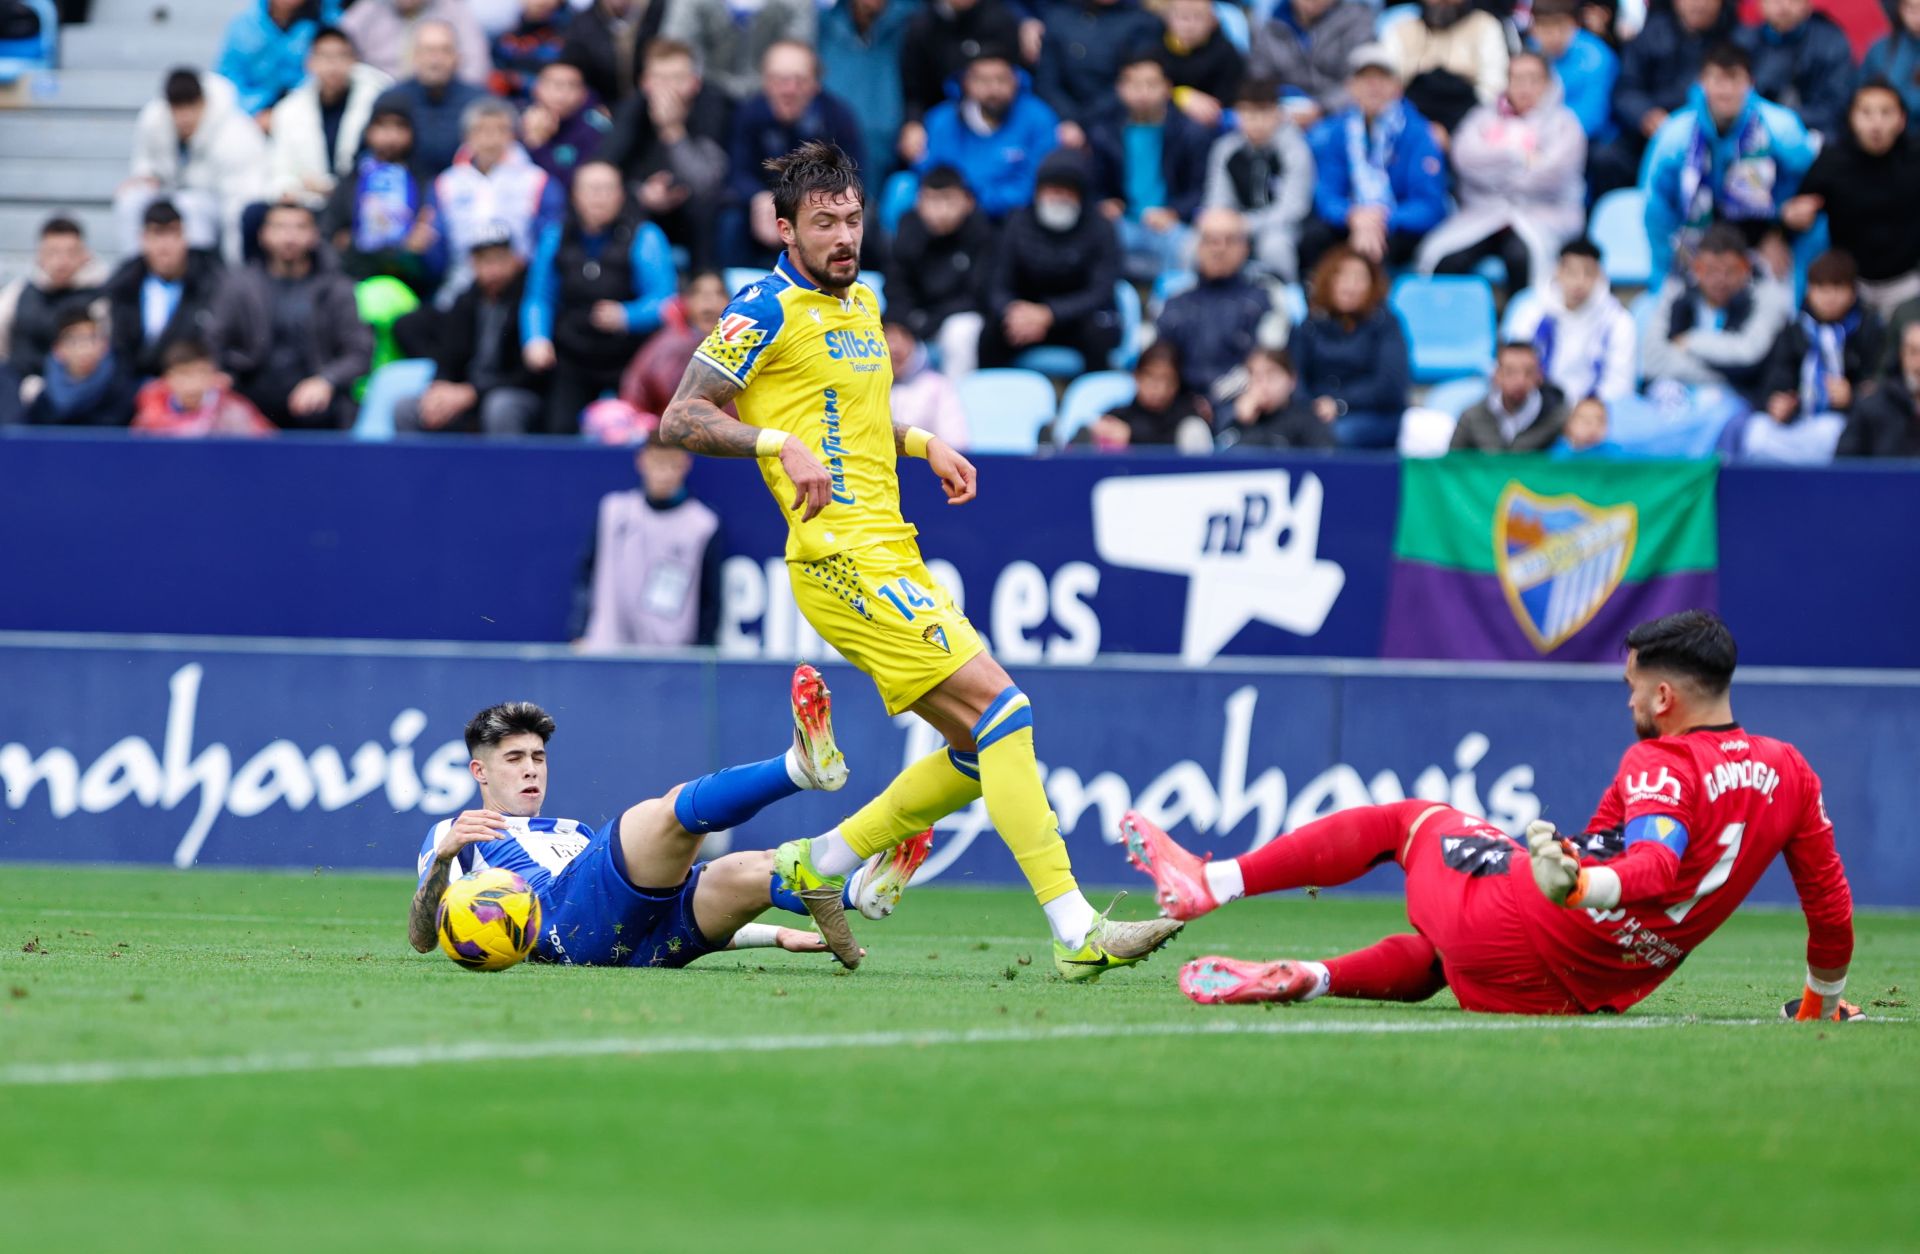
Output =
[{"x1": 1124, "y1": 611, "x2": 1862, "y2": 1019}]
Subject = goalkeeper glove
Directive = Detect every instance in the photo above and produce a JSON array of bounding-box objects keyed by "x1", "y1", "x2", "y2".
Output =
[{"x1": 1525, "y1": 821, "x2": 1620, "y2": 909}]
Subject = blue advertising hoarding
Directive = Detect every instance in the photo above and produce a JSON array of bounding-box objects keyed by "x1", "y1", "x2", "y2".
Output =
[{"x1": 3, "y1": 635, "x2": 1914, "y2": 908}]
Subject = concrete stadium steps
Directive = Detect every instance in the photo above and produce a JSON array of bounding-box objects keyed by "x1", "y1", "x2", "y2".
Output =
[
  {"x1": 25, "y1": 66, "x2": 168, "y2": 111},
  {"x1": 0, "y1": 111, "x2": 135, "y2": 156},
  {"x1": 0, "y1": 204, "x2": 117, "y2": 247},
  {"x1": 0, "y1": 157, "x2": 131, "y2": 204},
  {"x1": 61, "y1": 14, "x2": 230, "y2": 72}
]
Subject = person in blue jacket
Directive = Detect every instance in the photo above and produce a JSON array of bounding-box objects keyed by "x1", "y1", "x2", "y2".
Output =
[
  {"x1": 820, "y1": 0, "x2": 916, "y2": 181},
  {"x1": 1640, "y1": 41, "x2": 1817, "y2": 282},
  {"x1": 1299, "y1": 42, "x2": 1448, "y2": 274},
  {"x1": 1530, "y1": 0, "x2": 1617, "y2": 145},
  {"x1": 919, "y1": 47, "x2": 1062, "y2": 221},
  {"x1": 216, "y1": 0, "x2": 345, "y2": 118},
  {"x1": 522, "y1": 160, "x2": 675, "y2": 434},
  {"x1": 1862, "y1": 0, "x2": 1920, "y2": 138},
  {"x1": 1734, "y1": 0, "x2": 1856, "y2": 143}
]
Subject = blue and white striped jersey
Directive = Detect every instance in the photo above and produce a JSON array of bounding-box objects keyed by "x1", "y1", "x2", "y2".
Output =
[{"x1": 414, "y1": 816, "x2": 596, "y2": 896}]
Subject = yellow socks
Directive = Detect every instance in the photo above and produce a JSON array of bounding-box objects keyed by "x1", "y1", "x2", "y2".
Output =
[
  {"x1": 840, "y1": 746, "x2": 983, "y2": 859},
  {"x1": 973, "y1": 689, "x2": 1078, "y2": 906}
]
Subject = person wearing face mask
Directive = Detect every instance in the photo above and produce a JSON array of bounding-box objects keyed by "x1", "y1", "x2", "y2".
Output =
[
  {"x1": 1415, "y1": 52, "x2": 1586, "y2": 293},
  {"x1": 1784, "y1": 81, "x2": 1920, "y2": 322},
  {"x1": 1382, "y1": 0, "x2": 1509, "y2": 138},
  {"x1": 978, "y1": 149, "x2": 1123, "y2": 369}
]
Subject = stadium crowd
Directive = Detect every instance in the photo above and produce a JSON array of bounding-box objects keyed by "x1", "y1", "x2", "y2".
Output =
[{"x1": 3, "y1": 0, "x2": 1920, "y2": 462}]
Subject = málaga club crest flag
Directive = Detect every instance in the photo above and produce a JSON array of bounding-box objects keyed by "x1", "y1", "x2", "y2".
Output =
[{"x1": 1382, "y1": 456, "x2": 1718, "y2": 661}]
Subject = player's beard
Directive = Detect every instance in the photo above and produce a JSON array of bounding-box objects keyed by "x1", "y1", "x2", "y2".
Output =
[
  {"x1": 796, "y1": 238, "x2": 860, "y2": 293},
  {"x1": 1632, "y1": 710, "x2": 1658, "y2": 740}
]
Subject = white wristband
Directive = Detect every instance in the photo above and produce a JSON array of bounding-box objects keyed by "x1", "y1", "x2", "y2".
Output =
[
  {"x1": 1570, "y1": 865, "x2": 1621, "y2": 910},
  {"x1": 729, "y1": 923, "x2": 783, "y2": 950},
  {"x1": 1806, "y1": 969, "x2": 1847, "y2": 997}
]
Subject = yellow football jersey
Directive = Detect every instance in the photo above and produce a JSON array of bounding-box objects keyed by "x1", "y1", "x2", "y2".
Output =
[{"x1": 693, "y1": 256, "x2": 915, "y2": 562}]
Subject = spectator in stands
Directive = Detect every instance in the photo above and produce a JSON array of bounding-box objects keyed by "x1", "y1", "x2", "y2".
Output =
[
  {"x1": 1729, "y1": 250, "x2": 1883, "y2": 463},
  {"x1": 394, "y1": 227, "x2": 542, "y2": 434},
  {"x1": 131, "y1": 338, "x2": 275, "y2": 436},
  {"x1": 1642, "y1": 223, "x2": 1792, "y2": 408},
  {"x1": 117, "y1": 69, "x2": 270, "y2": 262},
  {"x1": 918, "y1": 47, "x2": 1061, "y2": 222},
  {"x1": 1089, "y1": 54, "x2": 1211, "y2": 280},
  {"x1": 1248, "y1": 0, "x2": 1374, "y2": 126},
  {"x1": 434, "y1": 97, "x2": 563, "y2": 300},
  {"x1": 1783, "y1": 81, "x2": 1920, "y2": 321},
  {"x1": 520, "y1": 57, "x2": 610, "y2": 187},
  {"x1": 490, "y1": 0, "x2": 573, "y2": 104},
  {"x1": 1450, "y1": 341, "x2": 1571, "y2": 450},
  {"x1": 1291, "y1": 244, "x2": 1410, "y2": 448},
  {"x1": 211, "y1": 202, "x2": 372, "y2": 429},
  {"x1": 886, "y1": 166, "x2": 993, "y2": 377},
  {"x1": 1529, "y1": 0, "x2": 1618, "y2": 145},
  {"x1": 1863, "y1": 0, "x2": 1920, "y2": 135},
  {"x1": 885, "y1": 318, "x2": 972, "y2": 448},
  {"x1": 578, "y1": 438, "x2": 723, "y2": 650},
  {"x1": 104, "y1": 200, "x2": 226, "y2": 383},
  {"x1": 1301, "y1": 44, "x2": 1448, "y2": 274},
  {"x1": 217, "y1": 0, "x2": 344, "y2": 119},
  {"x1": 621, "y1": 268, "x2": 730, "y2": 419},
  {"x1": 600, "y1": 40, "x2": 732, "y2": 271},
  {"x1": 665, "y1": 0, "x2": 816, "y2": 102},
  {"x1": 1734, "y1": 0, "x2": 1855, "y2": 143},
  {"x1": 1077, "y1": 340, "x2": 1212, "y2": 449},
  {"x1": 1591, "y1": 0, "x2": 1735, "y2": 197},
  {"x1": 1383, "y1": 0, "x2": 1509, "y2": 137},
  {"x1": 1416, "y1": 52, "x2": 1586, "y2": 293},
  {"x1": 1838, "y1": 320, "x2": 1920, "y2": 455},
  {"x1": 1203, "y1": 77, "x2": 1314, "y2": 280},
  {"x1": 1, "y1": 216, "x2": 107, "y2": 388},
  {"x1": 1033, "y1": 0, "x2": 1165, "y2": 141},
  {"x1": 1550, "y1": 395, "x2": 1626, "y2": 457},
  {"x1": 523, "y1": 161, "x2": 675, "y2": 434},
  {"x1": 1156, "y1": 0, "x2": 1244, "y2": 129},
  {"x1": 320, "y1": 104, "x2": 443, "y2": 295},
  {"x1": 821, "y1": 0, "x2": 913, "y2": 182},
  {"x1": 899, "y1": 0, "x2": 1029, "y2": 159},
  {"x1": 343, "y1": 0, "x2": 492, "y2": 87},
  {"x1": 269, "y1": 27, "x2": 391, "y2": 209},
  {"x1": 728, "y1": 42, "x2": 867, "y2": 261},
  {"x1": 1156, "y1": 208, "x2": 1280, "y2": 408},
  {"x1": 979, "y1": 150, "x2": 1123, "y2": 368},
  {"x1": 374, "y1": 21, "x2": 488, "y2": 180},
  {"x1": 1641, "y1": 42, "x2": 1816, "y2": 282},
  {"x1": 1505, "y1": 237, "x2": 1638, "y2": 401},
  {"x1": 23, "y1": 308, "x2": 133, "y2": 427},
  {"x1": 564, "y1": 0, "x2": 665, "y2": 106},
  {"x1": 1216, "y1": 346, "x2": 1333, "y2": 449}
]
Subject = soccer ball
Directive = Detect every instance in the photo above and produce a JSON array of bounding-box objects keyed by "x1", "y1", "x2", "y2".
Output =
[{"x1": 436, "y1": 869, "x2": 541, "y2": 972}]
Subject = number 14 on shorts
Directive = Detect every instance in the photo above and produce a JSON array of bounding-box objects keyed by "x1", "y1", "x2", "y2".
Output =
[{"x1": 877, "y1": 577, "x2": 936, "y2": 621}]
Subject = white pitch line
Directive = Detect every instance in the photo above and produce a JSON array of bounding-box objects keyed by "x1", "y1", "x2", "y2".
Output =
[{"x1": 3, "y1": 1013, "x2": 1880, "y2": 1089}]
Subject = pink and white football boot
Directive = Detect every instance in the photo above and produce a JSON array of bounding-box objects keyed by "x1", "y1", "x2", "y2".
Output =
[
  {"x1": 1120, "y1": 810, "x2": 1219, "y2": 921},
  {"x1": 1179, "y1": 957, "x2": 1323, "y2": 1006}
]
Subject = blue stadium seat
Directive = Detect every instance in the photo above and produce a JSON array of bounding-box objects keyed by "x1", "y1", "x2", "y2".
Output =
[
  {"x1": 1152, "y1": 268, "x2": 1197, "y2": 315},
  {"x1": 1376, "y1": 3, "x2": 1419, "y2": 36},
  {"x1": 1276, "y1": 280, "x2": 1307, "y2": 323},
  {"x1": 353, "y1": 358, "x2": 435, "y2": 441},
  {"x1": 1628, "y1": 287, "x2": 1661, "y2": 385},
  {"x1": 723, "y1": 266, "x2": 765, "y2": 297},
  {"x1": 859, "y1": 269, "x2": 885, "y2": 312},
  {"x1": 0, "y1": 0, "x2": 57, "y2": 78},
  {"x1": 879, "y1": 170, "x2": 919, "y2": 234},
  {"x1": 957, "y1": 369, "x2": 1057, "y2": 452},
  {"x1": 1390, "y1": 274, "x2": 1496, "y2": 382},
  {"x1": 1055, "y1": 370, "x2": 1136, "y2": 446},
  {"x1": 1500, "y1": 286, "x2": 1543, "y2": 341},
  {"x1": 1589, "y1": 188, "x2": 1652, "y2": 286},
  {"x1": 1017, "y1": 281, "x2": 1142, "y2": 375},
  {"x1": 1420, "y1": 374, "x2": 1490, "y2": 419},
  {"x1": 1214, "y1": 1, "x2": 1251, "y2": 52}
]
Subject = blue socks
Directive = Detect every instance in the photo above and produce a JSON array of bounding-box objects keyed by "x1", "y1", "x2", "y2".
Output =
[
  {"x1": 673, "y1": 754, "x2": 801, "y2": 835},
  {"x1": 767, "y1": 871, "x2": 856, "y2": 916}
]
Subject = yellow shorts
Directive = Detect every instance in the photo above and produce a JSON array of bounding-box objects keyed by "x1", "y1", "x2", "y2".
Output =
[{"x1": 789, "y1": 539, "x2": 985, "y2": 715}]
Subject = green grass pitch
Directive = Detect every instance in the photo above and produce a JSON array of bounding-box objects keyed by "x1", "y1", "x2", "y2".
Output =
[{"x1": 2, "y1": 864, "x2": 1915, "y2": 1253}]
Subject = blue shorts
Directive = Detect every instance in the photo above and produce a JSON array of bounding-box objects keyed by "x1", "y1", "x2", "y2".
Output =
[{"x1": 531, "y1": 820, "x2": 722, "y2": 969}]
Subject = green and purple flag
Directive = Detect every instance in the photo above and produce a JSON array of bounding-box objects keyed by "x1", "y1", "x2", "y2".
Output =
[{"x1": 1383, "y1": 456, "x2": 1718, "y2": 661}]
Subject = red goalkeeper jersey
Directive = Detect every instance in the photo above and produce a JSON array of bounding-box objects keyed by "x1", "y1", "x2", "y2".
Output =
[{"x1": 1516, "y1": 724, "x2": 1854, "y2": 1013}]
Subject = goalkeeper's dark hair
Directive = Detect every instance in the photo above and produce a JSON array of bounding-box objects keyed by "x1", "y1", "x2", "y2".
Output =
[
  {"x1": 465, "y1": 702, "x2": 557, "y2": 755},
  {"x1": 1624, "y1": 611, "x2": 1737, "y2": 696},
  {"x1": 764, "y1": 140, "x2": 863, "y2": 224}
]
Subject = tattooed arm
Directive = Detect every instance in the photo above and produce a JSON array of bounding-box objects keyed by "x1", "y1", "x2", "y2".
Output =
[
  {"x1": 658, "y1": 356, "x2": 835, "y2": 520},
  {"x1": 407, "y1": 809, "x2": 508, "y2": 953}
]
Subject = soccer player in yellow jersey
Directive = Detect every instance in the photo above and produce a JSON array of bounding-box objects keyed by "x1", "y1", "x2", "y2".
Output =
[{"x1": 657, "y1": 141, "x2": 1182, "y2": 979}]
